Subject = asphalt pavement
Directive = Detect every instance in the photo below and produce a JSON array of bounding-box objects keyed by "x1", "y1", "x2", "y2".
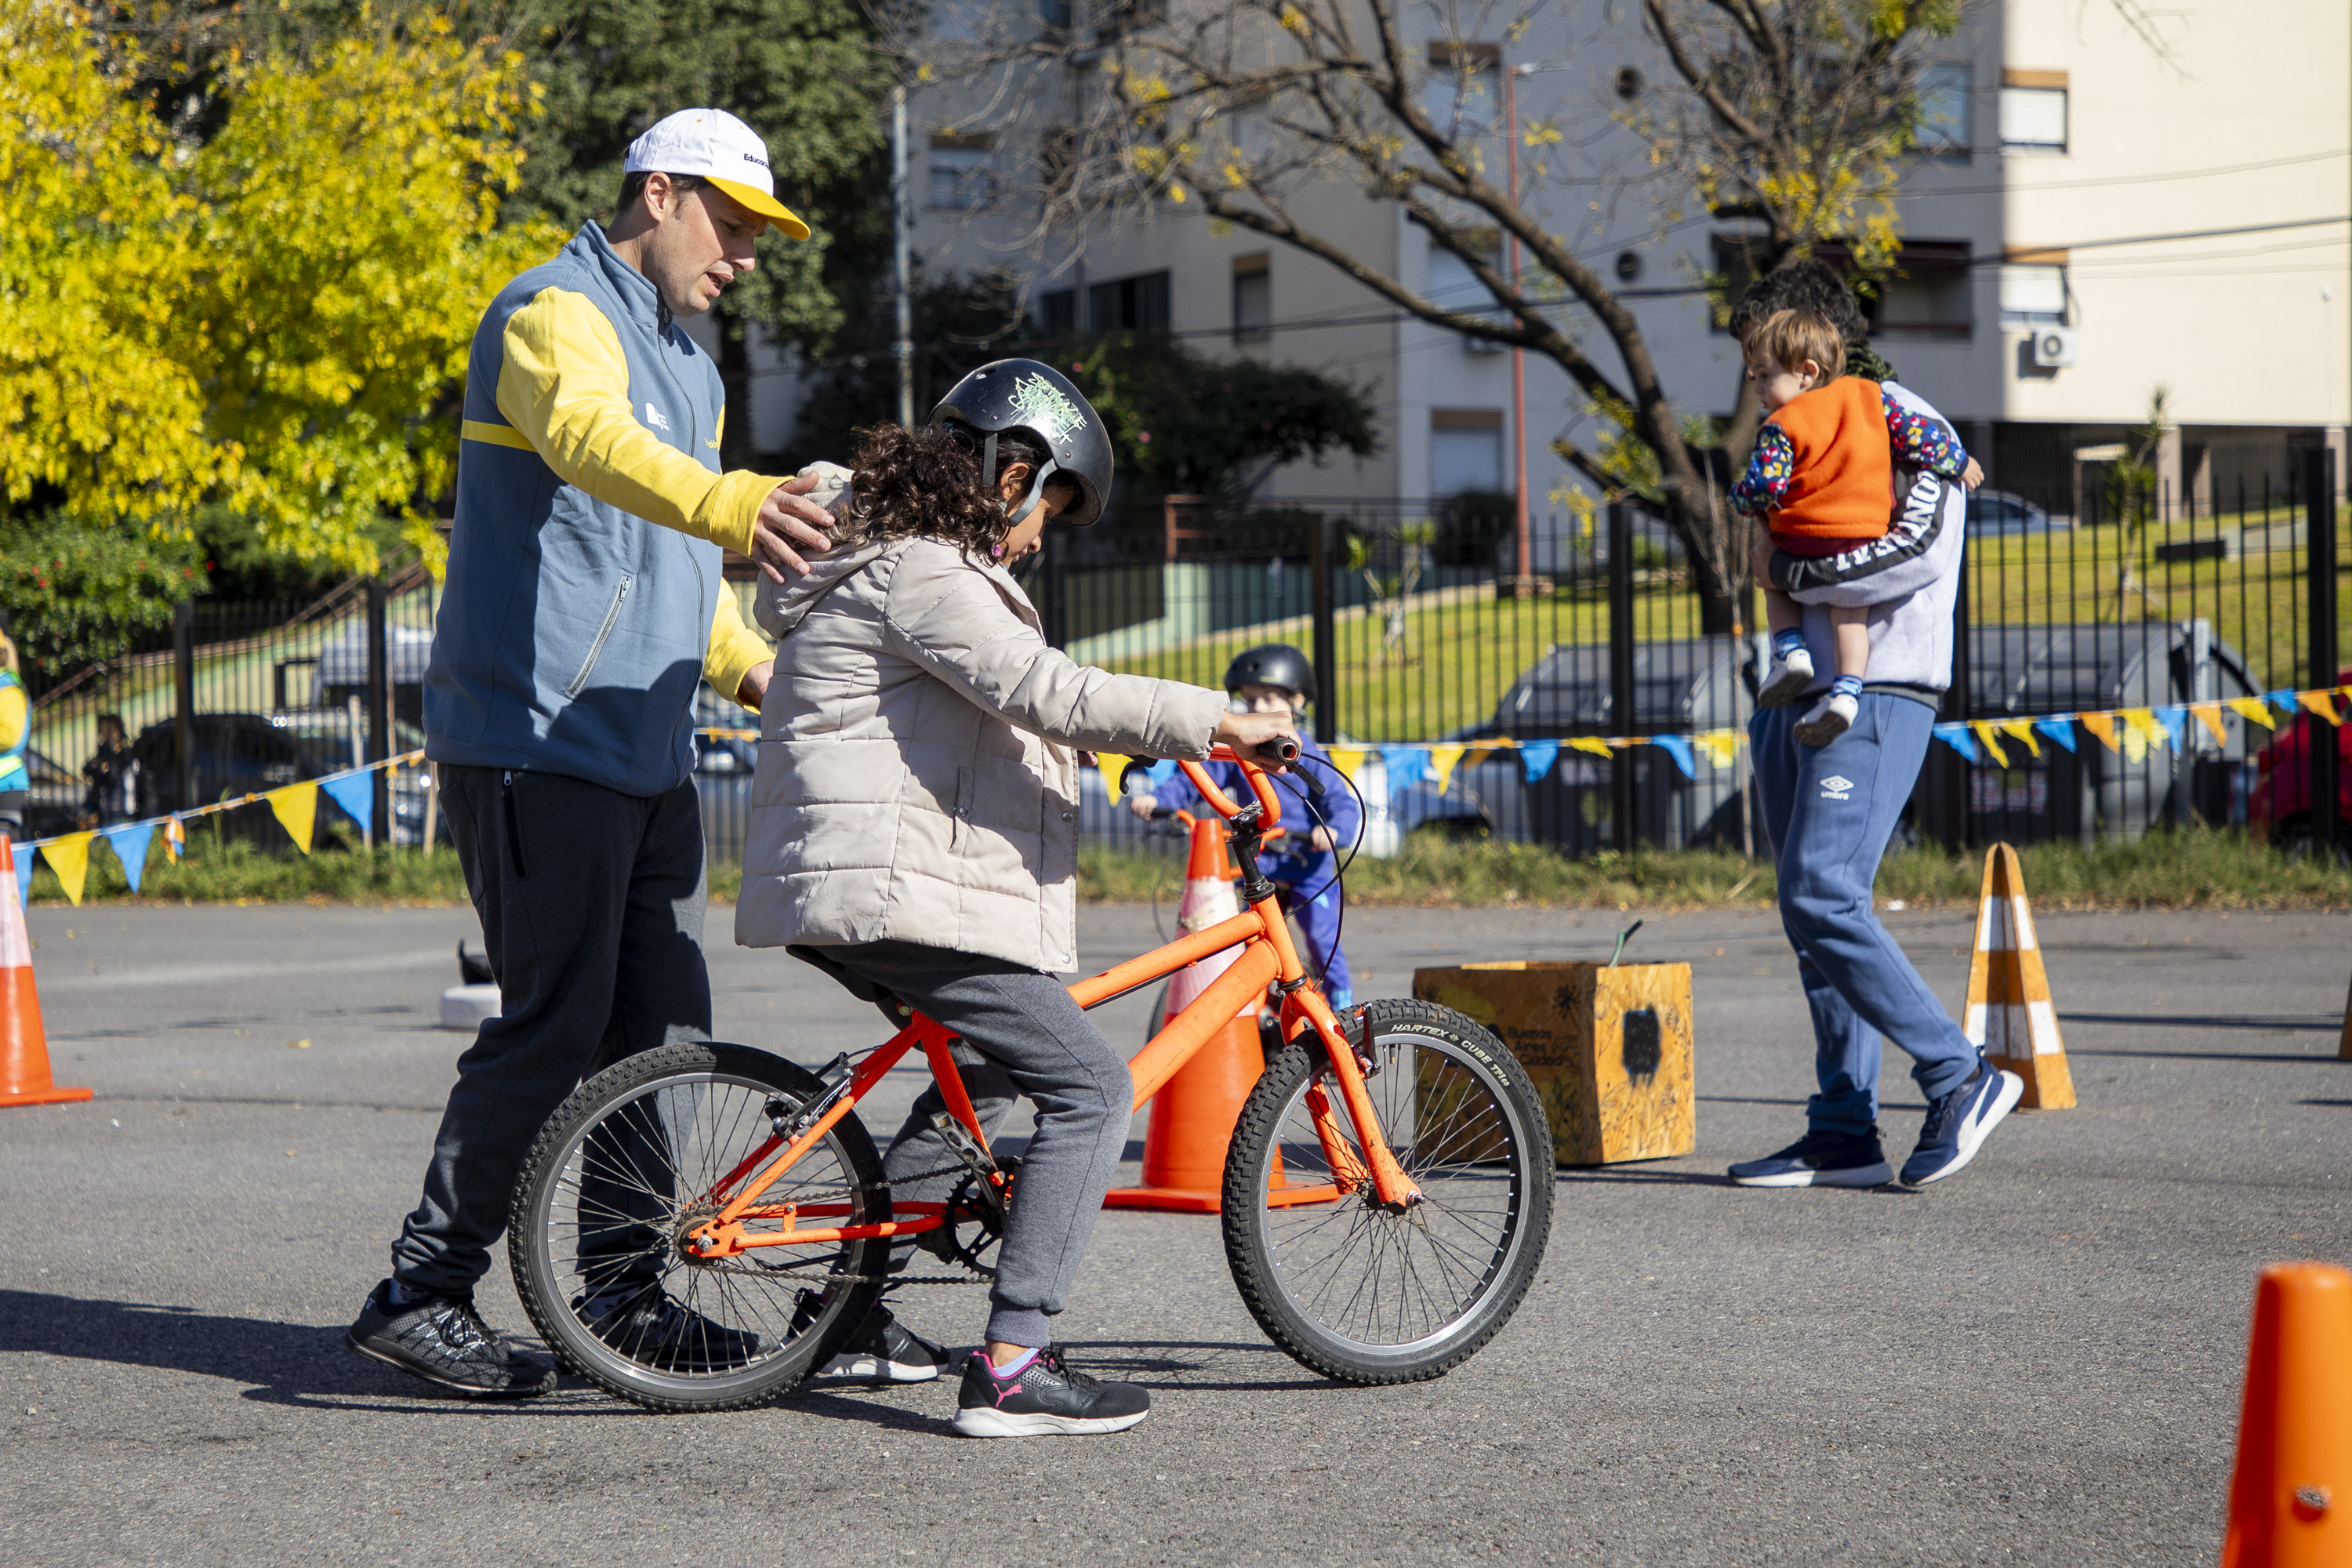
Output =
[{"x1": 2, "y1": 895, "x2": 2347, "y2": 1566}]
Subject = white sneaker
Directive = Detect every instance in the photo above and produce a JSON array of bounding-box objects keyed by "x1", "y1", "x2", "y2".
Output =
[
  {"x1": 1794, "y1": 691, "x2": 1859, "y2": 746},
  {"x1": 1757, "y1": 647, "x2": 1816, "y2": 708}
]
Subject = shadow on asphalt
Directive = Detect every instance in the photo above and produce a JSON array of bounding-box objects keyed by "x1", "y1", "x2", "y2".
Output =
[
  {"x1": 0, "y1": 1289, "x2": 643, "y2": 1417},
  {"x1": 2062, "y1": 1012, "x2": 2341, "y2": 1033},
  {"x1": 2069, "y1": 1047, "x2": 2340, "y2": 1063}
]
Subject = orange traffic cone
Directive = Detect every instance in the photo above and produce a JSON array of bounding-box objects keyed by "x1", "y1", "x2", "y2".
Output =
[
  {"x1": 1105, "y1": 813, "x2": 1269, "y2": 1213},
  {"x1": 1962, "y1": 842, "x2": 2075, "y2": 1109},
  {"x1": 0, "y1": 839, "x2": 89, "y2": 1109},
  {"x1": 2221, "y1": 1261, "x2": 2352, "y2": 1567}
]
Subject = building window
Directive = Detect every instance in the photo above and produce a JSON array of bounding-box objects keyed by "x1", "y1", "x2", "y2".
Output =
[
  {"x1": 1710, "y1": 232, "x2": 1771, "y2": 334},
  {"x1": 1865, "y1": 241, "x2": 1972, "y2": 339},
  {"x1": 927, "y1": 133, "x2": 996, "y2": 211},
  {"x1": 1036, "y1": 288, "x2": 1078, "y2": 338},
  {"x1": 1232, "y1": 253, "x2": 1271, "y2": 343},
  {"x1": 1038, "y1": 0, "x2": 1073, "y2": 31},
  {"x1": 1428, "y1": 234, "x2": 1506, "y2": 351},
  {"x1": 1998, "y1": 253, "x2": 2069, "y2": 328},
  {"x1": 1087, "y1": 270, "x2": 1171, "y2": 332},
  {"x1": 1915, "y1": 62, "x2": 1971, "y2": 158},
  {"x1": 1998, "y1": 71, "x2": 2067, "y2": 154},
  {"x1": 1424, "y1": 41, "x2": 1499, "y2": 135},
  {"x1": 1431, "y1": 409, "x2": 1504, "y2": 495}
]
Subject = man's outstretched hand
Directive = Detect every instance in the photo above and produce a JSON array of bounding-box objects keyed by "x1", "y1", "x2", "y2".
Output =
[{"x1": 750, "y1": 472, "x2": 837, "y2": 581}]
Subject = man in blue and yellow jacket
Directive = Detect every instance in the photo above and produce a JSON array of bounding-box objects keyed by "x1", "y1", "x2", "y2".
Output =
[{"x1": 351, "y1": 109, "x2": 837, "y2": 1397}]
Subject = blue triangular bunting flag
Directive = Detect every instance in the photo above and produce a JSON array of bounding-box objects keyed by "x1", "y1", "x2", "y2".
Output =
[
  {"x1": 1650, "y1": 734, "x2": 1695, "y2": 779},
  {"x1": 2152, "y1": 706, "x2": 2187, "y2": 750},
  {"x1": 14, "y1": 849, "x2": 31, "y2": 909},
  {"x1": 321, "y1": 771, "x2": 375, "y2": 840},
  {"x1": 1145, "y1": 758, "x2": 1181, "y2": 788},
  {"x1": 2034, "y1": 717, "x2": 2078, "y2": 753},
  {"x1": 1934, "y1": 723, "x2": 1978, "y2": 763},
  {"x1": 1379, "y1": 746, "x2": 1428, "y2": 789},
  {"x1": 2267, "y1": 689, "x2": 2299, "y2": 715},
  {"x1": 101, "y1": 822, "x2": 156, "y2": 894},
  {"x1": 1519, "y1": 739, "x2": 1560, "y2": 783}
]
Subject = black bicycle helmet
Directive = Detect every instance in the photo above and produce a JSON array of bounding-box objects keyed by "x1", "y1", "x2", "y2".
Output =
[
  {"x1": 928, "y1": 358, "x2": 1113, "y2": 528},
  {"x1": 1223, "y1": 644, "x2": 1316, "y2": 698}
]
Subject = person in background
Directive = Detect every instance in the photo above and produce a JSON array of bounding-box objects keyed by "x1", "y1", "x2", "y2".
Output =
[
  {"x1": 84, "y1": 713, "x2": 138, "y2": 826},
  {"x1": 1129, "y1": 644, "x2": 1361, "y2": 1008}
]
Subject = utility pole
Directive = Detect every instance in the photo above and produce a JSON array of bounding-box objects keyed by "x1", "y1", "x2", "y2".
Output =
[
  {"x1": 1501, "y1": 60, "x2": 1548, "y2": 600},
  {"x1": 891, "y1": 82, "x2": 915, "y2": 429}
]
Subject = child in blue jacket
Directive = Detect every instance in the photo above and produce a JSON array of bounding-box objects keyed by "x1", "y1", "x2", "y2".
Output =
[{"x1": 1126, "y1": 644, "x2": 1361, "y2": 1007}]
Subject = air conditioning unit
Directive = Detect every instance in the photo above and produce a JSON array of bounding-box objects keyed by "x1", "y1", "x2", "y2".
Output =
[{"x1": 2030, "y1": 325, "x2": 2078, "y2": 368}]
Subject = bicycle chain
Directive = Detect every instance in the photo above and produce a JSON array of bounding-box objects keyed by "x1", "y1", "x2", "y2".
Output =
[{"x1": 677, "y1": 1159, "x2": 1003, "y2": 1287}]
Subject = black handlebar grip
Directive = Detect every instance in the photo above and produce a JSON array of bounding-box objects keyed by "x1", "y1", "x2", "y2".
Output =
[{"x1": 1259, "y1": 737, "x2": 1301, "y2": 764}]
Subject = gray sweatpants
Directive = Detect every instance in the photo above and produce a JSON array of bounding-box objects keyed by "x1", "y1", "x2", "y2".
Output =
[
  {"x1": 389, "y1": 764, "x2": 712, "y2": 1298},
  {"x1": 809, "y1": 940, "x2": 1133, "y2": 1349}
]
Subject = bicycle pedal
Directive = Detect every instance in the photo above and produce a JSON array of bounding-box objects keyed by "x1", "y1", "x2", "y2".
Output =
[{"x1": 930, "y1": 1112, "x2": 1000, "y2": 1178}]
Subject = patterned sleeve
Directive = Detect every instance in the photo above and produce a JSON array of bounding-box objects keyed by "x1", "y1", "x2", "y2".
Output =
[
  {"x1": 1730, "y1": 423, "x2": 1795, "y2": 514},
  {"x1": 1882, "y1": 387, "x2": 1969, "y2": 477}
]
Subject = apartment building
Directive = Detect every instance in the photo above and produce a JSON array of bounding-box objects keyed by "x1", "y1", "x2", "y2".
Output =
[{"x1": 760, "y1": 2, "x2": 2347, "y2": 539}]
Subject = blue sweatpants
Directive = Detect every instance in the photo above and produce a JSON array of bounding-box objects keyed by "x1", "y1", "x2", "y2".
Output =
[
  {"x1": 1272, "y1": 863, "x2": 1351, "y2": 1009},
  {"x1": 1749, "y1": 693, "x2": 1977, "y2": 1137}
]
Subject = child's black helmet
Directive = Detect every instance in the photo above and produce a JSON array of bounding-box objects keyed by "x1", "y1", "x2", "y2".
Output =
[
  {"x1": 1224, "y1": 644, "x2": 1316, "y2": 698},
  {"x1": 928, "y1": 358, "x2": 1112, "y2": 528}
]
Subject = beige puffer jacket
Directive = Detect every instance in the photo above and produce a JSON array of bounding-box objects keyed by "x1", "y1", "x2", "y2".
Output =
[{"x1": 734, "y1": 535, "x2": 1225, "y2": 972}]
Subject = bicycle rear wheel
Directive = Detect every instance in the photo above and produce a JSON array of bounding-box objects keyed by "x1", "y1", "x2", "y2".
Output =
[
  {"x1": 1221, "y1": 999, "x2": 1553, "y2": 1384},
  {"x1": 508, "y1": 1041, "x2": 889, "y2": 1412}
]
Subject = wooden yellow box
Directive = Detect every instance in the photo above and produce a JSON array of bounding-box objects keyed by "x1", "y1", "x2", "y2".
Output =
[{"x1": 1411, "y1": 960, "x2": 1694, "y2": 1166}]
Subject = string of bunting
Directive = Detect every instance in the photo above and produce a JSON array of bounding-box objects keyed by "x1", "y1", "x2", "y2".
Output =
[
  {"x1": 16, "y1": 749, "x2": 426, "y2": 907},
  {"x1": 1926, "y1": 684, "x2": 2347, "y2": 768}
]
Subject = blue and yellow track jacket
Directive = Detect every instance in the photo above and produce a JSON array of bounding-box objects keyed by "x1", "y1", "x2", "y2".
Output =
[{"x1": 424, "y1": 221, "x2": 773, "y2": 797}]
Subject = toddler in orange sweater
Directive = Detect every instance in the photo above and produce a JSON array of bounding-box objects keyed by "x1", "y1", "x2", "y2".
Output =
[{"x1": 1733, "y1": 309, "x2": 1973, "y2": 744}]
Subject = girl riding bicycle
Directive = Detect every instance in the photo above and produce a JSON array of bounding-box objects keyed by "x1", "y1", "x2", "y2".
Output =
[{"x1": 735, "y1": 360, "x2": 1295, "y2": 1436}]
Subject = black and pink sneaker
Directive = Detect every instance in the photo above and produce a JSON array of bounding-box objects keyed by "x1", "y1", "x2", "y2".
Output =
[{"x1": 951, "y1": 1347, "x2": 1150, "y2": 1438}]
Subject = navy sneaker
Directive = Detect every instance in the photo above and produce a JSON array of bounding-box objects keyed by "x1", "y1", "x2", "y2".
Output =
[
  {"x1": 1728, "y1": 1128, "x2": 1893, "y2": 1188},
  {"x1": 817, "y1": 1304, "x2": 953, "y2": 1384},
  {"x1": 579, "y1": 1288, "x2": 775, "y2": 1373},
  {"x1": 1900, "y1": 1057, "x2": 2024, "y2": 1186},
  {"x1": 952, "y1": 1348, "x2": 1150, "y2": 1438}
]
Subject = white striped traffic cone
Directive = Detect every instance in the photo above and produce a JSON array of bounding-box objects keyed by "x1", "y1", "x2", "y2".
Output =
[{"x1": 1961, "y1": 841, "x2": 2074, "y2": 1110}]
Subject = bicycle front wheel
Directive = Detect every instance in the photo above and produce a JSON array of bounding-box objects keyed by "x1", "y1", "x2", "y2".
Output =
[
  {"x1": 1221, "y1": 999, "x2": 1553, "y2": 1384},
  {"x1": 508, "y1": 1041, "x2": 889, "y2": 1413}
]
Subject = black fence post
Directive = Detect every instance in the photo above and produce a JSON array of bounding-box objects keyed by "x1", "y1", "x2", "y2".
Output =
[
  {"x1": 172, "y1": 601, "x2": 196, "y2": 813},
  {"x1": 1309, "y1": 515, "x2": 1338, "y2": 744},
  {"x1": 1938, "y1": 541, "x2": 1973, "y2": 851},
  {"x1": 2307, "y1": 448, "x2": 2339, "y2": 858},
  {"x1": 366, "y1": 579, "x2": 390, "y2": 849},
  {"x1": 1608, "y1": 501, "x2": 1635, "y2": 852}
]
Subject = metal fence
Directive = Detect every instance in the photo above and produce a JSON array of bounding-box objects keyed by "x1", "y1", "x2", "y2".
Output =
[{"x1": 34, "y1": 442, "x2": 2345, "y2": 867}]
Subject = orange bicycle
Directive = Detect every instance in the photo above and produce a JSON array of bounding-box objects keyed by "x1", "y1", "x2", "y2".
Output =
[{"x1": 507, "y1": 747, "x2": 1555, "y2": 1411}]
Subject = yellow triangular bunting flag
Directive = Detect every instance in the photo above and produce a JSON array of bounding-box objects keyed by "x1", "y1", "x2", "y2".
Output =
[
  {"x1": 1092, "y1": 753, "x2": 1133, "y2": 794},
  {"x1": 2299, "y1": 690, "x2": 2344, "y2": 725},
  {"x1": 42, "y1": 832, "x2": 93, "y2": 907},
  {"x1": 1970, "y1": 721, "x2": 2009, "y2": 769},
  {"x1": 2189, "y1": 703, "x2": 2229, "y2": 746},
  {"x1": 2227, "y1": 696, "x2": 2277, "y2": 730},
  {"x1": 164, "y1": 815, "x2": 185, "y2": 862},
  {"x1": 1326, "y1": 747, "x2": 1370, "y2": 785},
  {"x1": 1694, "y1": 729, "x2": 1741, "y2": 768},
  {"x1": 2078, "y1": 712, "x2": 2120, "y2": 752},
  {"x1": 267, "y1": 782, "x2": 320, "y2": 855},
  {"x1": 1425, "y1": 745, "x2": 1468, "y2": 793},
  {"x1": 1568, "y1": 736, "x2": 1613, "y2": 757},
  {"x1": 1997, "y1": 719, "x2": 2041, "y2": 758}
]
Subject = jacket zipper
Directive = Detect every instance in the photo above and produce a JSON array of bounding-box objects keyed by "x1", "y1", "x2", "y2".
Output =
[
  {"x1": 565, "y1": 573, "x2": 633, "y2": 697},
  {"x1": 500, "y1": 770, "x2": 528, "y2": 879}
]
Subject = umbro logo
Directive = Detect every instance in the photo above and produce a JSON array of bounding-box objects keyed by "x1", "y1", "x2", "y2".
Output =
[
  {"x1": 1820, "y1": 775, "x2": 1854, "y2": 800},
  {"x1": 644, "y1": 402, "x2": 673, "y2": 433}
]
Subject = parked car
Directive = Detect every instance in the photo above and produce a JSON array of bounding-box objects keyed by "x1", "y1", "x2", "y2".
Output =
[
  {"x1": 1967, "y1": 489, "x2": 2063, "y2": 534},
  {"x1": 129, "y1": 712, "x2": 435, "y2": 846},
  {"x1": 2248, "y1": 666, "x2": 2352, "y2": 852}
]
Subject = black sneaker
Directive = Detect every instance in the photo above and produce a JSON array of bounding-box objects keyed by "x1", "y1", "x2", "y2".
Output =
[
  {"x1": 1900, "y1": 1057, "x2": 2024, "y2": 1187},
  {"x1": 347, "y1": 1279, "x2": 557, "y2": 1399},
  {"x1": 1727, "y1": 1128, "x2": 1893, "y2": 1188},
  {"x1": 815, "y1": 1304, "x2": 952, "y2": 1384},
  {"x1": 952, "y1": 1347, "x2": 1150, "y2": 1438},
  {"x1": 579, "y1": 1288, "x2": 775, "y2": 1373}
]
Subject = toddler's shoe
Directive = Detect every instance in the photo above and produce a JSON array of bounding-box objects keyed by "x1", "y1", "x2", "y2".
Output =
[
  {"x1": 1794, "y1": 690, "x2": 1858, "y2": 746},
  {"x1": 1756, "y1": 646, "x2": 1815, "y2": 708}
]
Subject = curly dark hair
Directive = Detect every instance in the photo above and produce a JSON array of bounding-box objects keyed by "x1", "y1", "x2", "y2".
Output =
[
  {"x1": 1729, "y1": 257, "x2": 1897, "y2": 383},
  {"x1": 833, "y1": 422, "x2": 1061, "y2": 559}
]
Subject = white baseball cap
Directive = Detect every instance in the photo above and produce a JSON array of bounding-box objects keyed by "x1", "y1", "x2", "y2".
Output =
[{"x1": 624, "y1": 108, "x2": 811, "y2": 240}]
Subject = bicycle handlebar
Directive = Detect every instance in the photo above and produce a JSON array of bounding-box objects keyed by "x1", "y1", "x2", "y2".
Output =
[{"x1": 1184, "y1": 745, "x2": 1287, "y2": 832}]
